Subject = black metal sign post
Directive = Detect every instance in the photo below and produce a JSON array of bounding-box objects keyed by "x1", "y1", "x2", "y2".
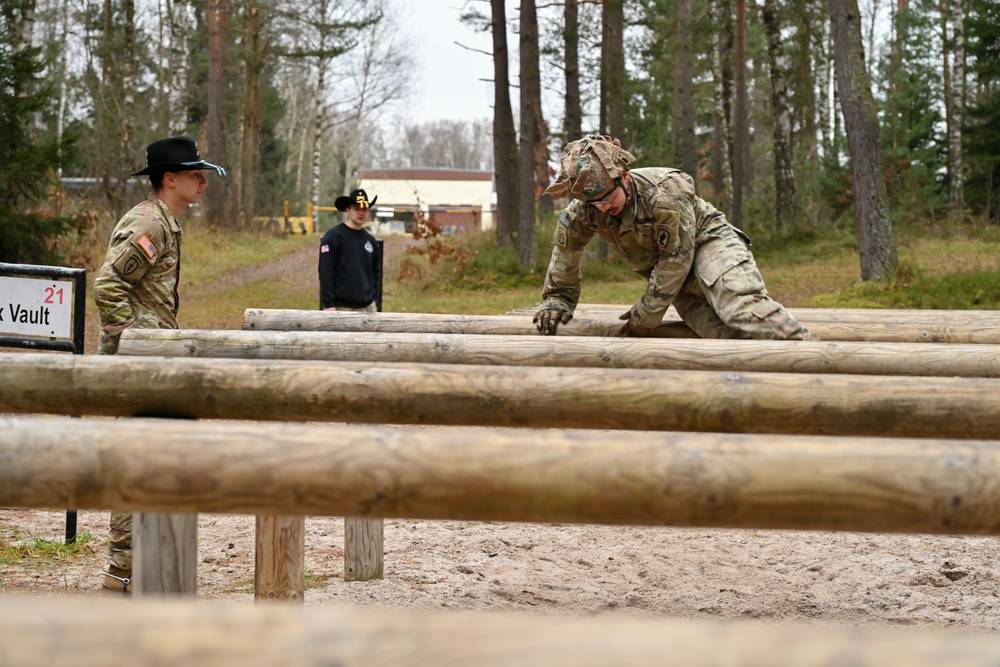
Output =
[{"x1": 0, "y1": 262, "x2": 87, "y2": 543}]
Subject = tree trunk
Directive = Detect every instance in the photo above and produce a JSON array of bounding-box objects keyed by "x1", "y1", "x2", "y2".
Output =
[
  {"x1": 732, "y1": 0, "x2": 748, "y2": 228},
  {"x1": 310, "y1": 59, "x2": 328, "y2": 228},
  {"x1": 793, "y1": 1, "x2": 817, "y2": 158},
  {"x1": 241, "y1": 0, "x2": 264, "y2": 224},
  {"x1": 828, "y1": 0, "x2": 897, "y2": 281},
  {"x1": 599, "y1": 0, "x2": 625, "y2": 138},
  {"x1": 120, "y1": 0, "x2": 136, "y2": 203},
  {"x1": 99, "y1": 0, "x2": 116, "y2": 211},
  {"x1": 56, "y1": 0, "x2": 69, "y2": 207},
  {"x1": 710, "y1": 0, "x2": 732, "y2": 210},
  {"x1": 563, "y1": 0, "x2": 582, "y2": 146},
  {"x1": 679, "y1": 0, "x2": 697, "y2": 183},
  {"x1": 946, "y1": 0, "x2": 965, "y2": 220},
  {"x1": 815, "y1": 14, "x2": 831, "y2": 156},
  {"x1": 14, "y1": 0, "x2": 35, "y2": 52},
  {"x1": 518, "y1": 0, "x2": 541, "y2": 270},
  {"x1": 207, "y1": 0, "x2": 229, "y2": 227},
  {"x1": 598, "y1": 0, "x2": 624, "y2": 261},
  {"x1": 491, "y1": 0, "x2": 518, "y2": 248},
  {"x1": 169, "y1": 0, "x2": 190, "y2": 135},
  {"x1": 763, "y1": 0, "x2": 797, "y2": 232}
]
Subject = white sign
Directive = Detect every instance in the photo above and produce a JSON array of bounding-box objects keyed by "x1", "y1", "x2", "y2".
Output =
[{"x1": 0, "y1": 275, "x2": 75, "y2": 339}]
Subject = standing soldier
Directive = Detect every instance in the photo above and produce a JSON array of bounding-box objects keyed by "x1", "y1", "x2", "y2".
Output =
[
  {"x1": 534, "y1": 134, "x2": 810, "y2": 340},
  {"x1": 318, "y1": 188, "x2": 382, "y2": 313},
  {"x1": 92, "y1": 136, "x2": 226, "y2": 592}
]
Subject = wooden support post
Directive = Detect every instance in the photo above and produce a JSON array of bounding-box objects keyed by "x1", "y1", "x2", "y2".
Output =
[
  {"x1": 133, "y1": 512, "x2": 197, "y2": 597},
  {"x1": 344, "y1": 517, "x2": 383, "y2": 581},
  {"x1": 254, "y1": 516, "x2": 305, "y2": 602},
  {"x1": 7, "y1": 352, "x2": 1000, "y2": 439},
  {"x1": 121, "y1": 329, "x2": 1000, "y2": 379},
  {"x1": 242, "y1": 308, "x2": 1000, "y2": 344}
]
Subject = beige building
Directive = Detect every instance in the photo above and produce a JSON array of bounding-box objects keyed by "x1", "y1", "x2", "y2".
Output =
[{"x1": 356, "y1": 168, "x2": 495, "y2": 235}]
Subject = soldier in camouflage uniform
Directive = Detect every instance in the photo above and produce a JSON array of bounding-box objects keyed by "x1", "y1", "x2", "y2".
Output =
[
  {"x1": 92, "y1": 137, "x2": 225, "y2": 592},
  {"x1": 534, "y1": 135, "x2": 810, "y2": 340}
]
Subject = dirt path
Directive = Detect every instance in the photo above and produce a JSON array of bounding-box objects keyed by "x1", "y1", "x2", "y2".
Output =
[{"x1": 185, "y1": 234, "x2": 414, "y2": 299}]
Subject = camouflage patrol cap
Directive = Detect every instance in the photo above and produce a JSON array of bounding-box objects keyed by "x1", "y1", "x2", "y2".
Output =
[{"x1": 544, "y1": 135, "x2": 636, "y2": 201}]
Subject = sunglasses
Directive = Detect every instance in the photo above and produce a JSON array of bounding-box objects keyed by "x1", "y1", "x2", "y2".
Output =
[{"x1": 586, "y1": 178, "x2": 621, "y2": 204}]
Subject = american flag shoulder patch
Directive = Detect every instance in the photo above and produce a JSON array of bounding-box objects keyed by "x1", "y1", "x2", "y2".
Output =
[
  {"x1": 136, "y1": 234, "x2": 157, "y2": 259},
  {"x1": 320, "y1": 244, "x2": 330, "y2": 253}
]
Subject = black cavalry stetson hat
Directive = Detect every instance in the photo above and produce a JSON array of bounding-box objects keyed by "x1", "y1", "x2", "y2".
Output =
[
  {"x1": 334, "y1": 188, "x2": 377, "y2": 212},
  {"x1": 132, "y1": 137, "x2": 227, "y2": 177}
]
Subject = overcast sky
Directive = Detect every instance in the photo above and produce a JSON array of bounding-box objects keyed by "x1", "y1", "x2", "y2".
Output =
[{"x1": 391, "y1": 0, "x2": 512, "y2": 124}]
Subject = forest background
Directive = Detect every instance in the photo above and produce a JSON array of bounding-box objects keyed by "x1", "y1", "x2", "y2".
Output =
[{"x1": 1, "y1": 0, "x2": 999, "y2": 297}]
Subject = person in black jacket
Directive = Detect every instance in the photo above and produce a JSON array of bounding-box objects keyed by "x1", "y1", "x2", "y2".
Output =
[{"x1": 318, "y1": 188, "x2": 382, "y2": 312}]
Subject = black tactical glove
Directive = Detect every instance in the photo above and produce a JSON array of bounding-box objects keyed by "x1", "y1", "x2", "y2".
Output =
[
  {"x1": 617, "y1": 308, "x2": 652, "y2": 337},
  {"x1": 533, "y1": 308, "x2": 573, "y2": 335}
]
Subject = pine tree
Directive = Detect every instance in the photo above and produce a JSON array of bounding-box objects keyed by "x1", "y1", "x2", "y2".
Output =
[
  {"x1": 0, "y1": 0, "x2": 73, "y2": 264},
  {"x1": 964, "y1": 0, "x2": 1000, "y2": 223}
]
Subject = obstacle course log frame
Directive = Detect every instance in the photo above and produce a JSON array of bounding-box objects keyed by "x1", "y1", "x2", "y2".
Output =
[
  {"x1": 6, "y1": 597, "x2": 1000, "y2": 667},
  {"x1": 510, "y1": 304, "x2": 1000, "y2": 325},
  {"x1": 6, "y1": 416, "x2": 1000, "y2": 535},
  {"x1": 122, "y1": 329, "x2": 1000, "y2": 378},
  {"x1": 6, "y1": 352, "x2": 1000, "y2": 439},
  {"x1": 243, "y1": 309, "x2": 1000, "y2": 344}
]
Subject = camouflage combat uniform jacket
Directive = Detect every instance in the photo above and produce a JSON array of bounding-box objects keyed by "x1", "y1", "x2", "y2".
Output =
[
  {"x1": 93, "y1": 197, "x2": 182, "y2": 355},
  {"x1": 540, "y1": 168, "x2": 743, "y2": 324}
]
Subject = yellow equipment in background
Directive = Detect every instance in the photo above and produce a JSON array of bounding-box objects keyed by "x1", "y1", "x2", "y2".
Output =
[{"x1": 256, "y1": 201, "x2": 318, "y2": 235}]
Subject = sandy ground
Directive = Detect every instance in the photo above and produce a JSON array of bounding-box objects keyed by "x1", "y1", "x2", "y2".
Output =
[{"x1": 2, "y1": 506, "x2": 999, "y2": 631}]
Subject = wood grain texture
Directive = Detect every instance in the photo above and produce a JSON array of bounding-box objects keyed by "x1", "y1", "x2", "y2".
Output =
[
  {"x1": 5, "y1": 597, "x2": 1000, "y2": 667},
  {"x1": 133, "y1": 512, "x2": 197, "y2": 597},
  {"x1": 121, "y1": 329, "x2": 1000, "y2": 378},
  {"x1": 344, "y1": 517, "x2": 383, "y2": 581},
  {"x1": 5, "y1": 352, "x2": 1000, "y2": 438},
  {"x1": 242, "y1": 309, "x2": 1000, "y2": 344},
  {"x1": 254, "y1": 516, "x2": 304, "y2": 602},
  {"x1": 5, "y1": 416, "x2": 1000, "y2": 535}
]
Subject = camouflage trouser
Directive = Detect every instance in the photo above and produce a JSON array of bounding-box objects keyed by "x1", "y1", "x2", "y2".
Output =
[
  {"x1": 675, "y1": 229, "x2": 810, "y2": 341},
  {"x1": 107, "y1": 511, "x2": 132, "y2": 572},
  {"x1": 336, "y1": 302, "x2": 378, "y2": 313}
]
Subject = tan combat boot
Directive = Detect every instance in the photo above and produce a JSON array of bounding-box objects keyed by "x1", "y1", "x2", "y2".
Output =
[{"x1": 101, "y1": 565, "x2": 132, "y2": 594}]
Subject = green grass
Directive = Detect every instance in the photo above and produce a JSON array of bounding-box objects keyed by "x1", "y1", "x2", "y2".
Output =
[
  {"x1": 181, "y1": 227, "x2": 316, "y2": 287},
  {"x1": 0, "y1": 530, "x2": 96, "y2": 567}
]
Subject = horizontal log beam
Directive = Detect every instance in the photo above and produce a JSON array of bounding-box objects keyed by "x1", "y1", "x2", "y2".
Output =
[
  {"x1": 121, "y1": 329, "x2": 1000, "y2": 378},
  {"x1": 243, "y1": 309, "x2": 1000, "y2": 344},
  {"x1": 511, "y1": 304, "x2": 1000, "y2": 325},
  {"x1": 5, "y1": 597, "x2": 999, "y2": 667},
  {"x1": 4, "y1": 416, "x2": 1000, "y2": 534},
  {"x1": 4, "y1": 352, "x2": 1000, "y2": 438}
]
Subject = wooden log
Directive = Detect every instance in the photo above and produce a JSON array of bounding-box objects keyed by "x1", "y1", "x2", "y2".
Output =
[
  {"x1": 254, "y1": 516, "x2": 304, "y2": 602},
  {"x1": 121, "y1": 329, "x2": 1000, "y2": 378},
  {"x1": 5, "y1": 352, "x2": 1000, "y2": 439},
  {"x1": 5, "y1": 597, "x2": 1000, "y2": 667},
  {"x1": 5, "y1": 416, "x2": 1000, "y2": 535},
  {"x1": 243, "y1": 309, "x2": 1000, "y2": 344},
  {"x1": 511, "y1": 304, "x2": 1000, "y2": 325},
  {"x1": 133, "y1": 512, "x2": 198, "y2": 597}
]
